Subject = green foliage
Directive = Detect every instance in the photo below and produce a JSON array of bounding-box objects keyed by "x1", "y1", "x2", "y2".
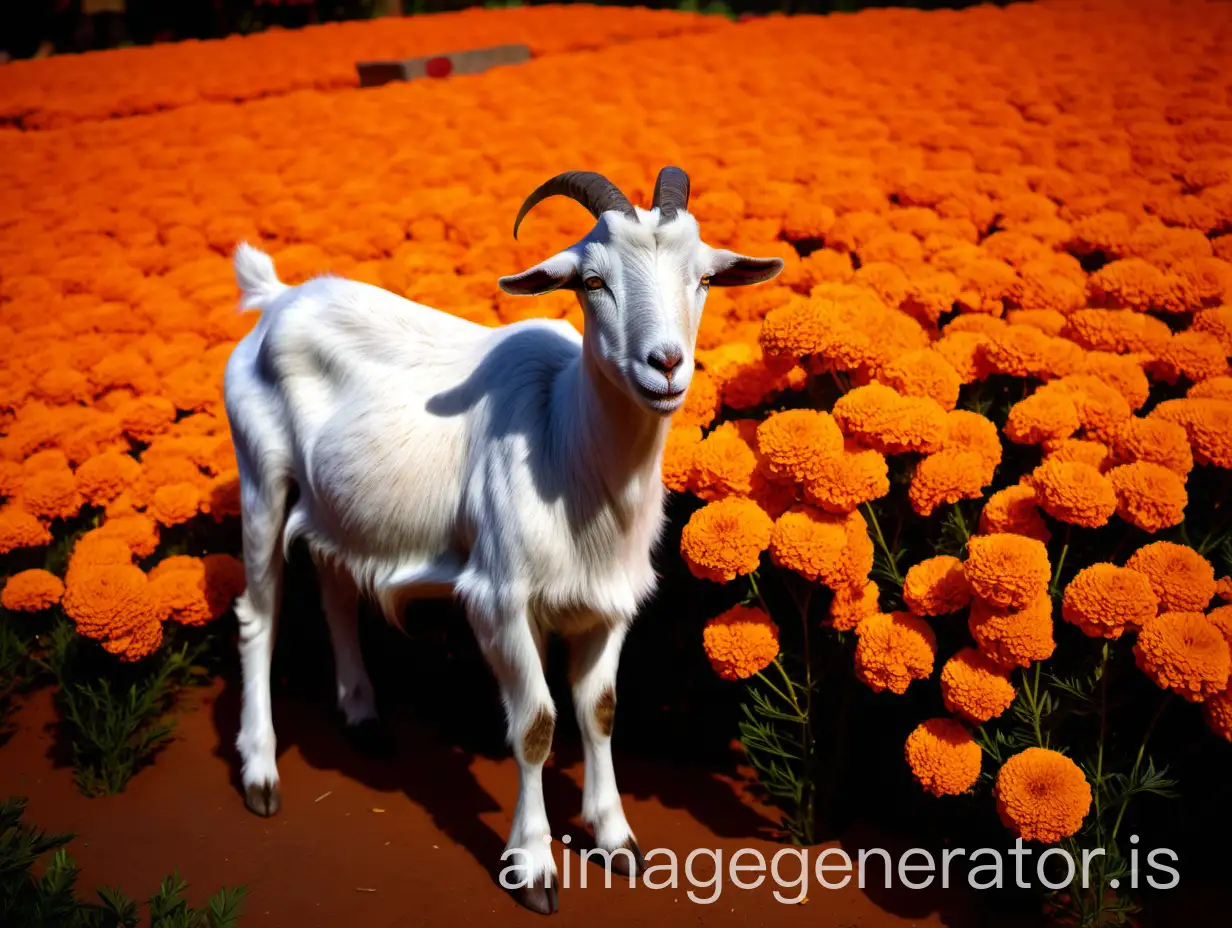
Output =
[
  {"x1": 40, "y1": 618, "x2": 205, "y2": 797},
  {"x1": 0, "y1": 796, "x2": 246, "y2": 928},
  {"x1": 737, "y1": 657, "x2": 817, "y2": 845},
  {"x1": 0, "y1": 617, "x2": 31, "y2": 740}
]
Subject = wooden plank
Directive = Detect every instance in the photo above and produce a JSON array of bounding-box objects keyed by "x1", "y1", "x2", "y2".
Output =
[{"x1": 356, "y1": 44, "x2": 532, "y2": 88}]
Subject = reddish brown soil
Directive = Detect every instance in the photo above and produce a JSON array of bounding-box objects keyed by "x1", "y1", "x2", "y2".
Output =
[{"x1": 0, "y1": 681, "x2": 1044, "y2": 928}]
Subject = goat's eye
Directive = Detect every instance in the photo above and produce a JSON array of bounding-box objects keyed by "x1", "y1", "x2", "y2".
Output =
[
  {"x1": 700, "y1": 275, "x2": 711, "y2": 287},
  {"x1": 584, "y1": 276, "x2": 604, "y2": 291}
]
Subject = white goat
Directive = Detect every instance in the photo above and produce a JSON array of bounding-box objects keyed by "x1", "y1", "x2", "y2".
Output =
[{"x1": 223, "y1": 168, "x2": 783, "y2": 914}]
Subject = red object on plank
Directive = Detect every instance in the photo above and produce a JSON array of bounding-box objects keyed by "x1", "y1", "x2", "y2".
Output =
[
  {"x1": 425, "y1": 57, "x2": 453, "y2": 79},
  {"x1": 356, "y1": 44, "x2": 531, "y2": 88}
]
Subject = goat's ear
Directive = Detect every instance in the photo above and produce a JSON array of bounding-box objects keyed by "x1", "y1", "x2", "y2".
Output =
[
  {"x1": 706, "y1": 250, "x2": 785, "y2": 287},
  {"x1": 498, "y1": 250, "x2": 581, "y2": 296}
]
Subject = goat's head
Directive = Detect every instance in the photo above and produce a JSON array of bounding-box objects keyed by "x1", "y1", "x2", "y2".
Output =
[{"x1": 497, "y1": 167, "x2": 784, "y2": 415}]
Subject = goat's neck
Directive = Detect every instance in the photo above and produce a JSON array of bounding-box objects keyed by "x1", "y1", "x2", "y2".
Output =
[{"x1": 562, "y1": 338, "x2": 670, "y2": 515}]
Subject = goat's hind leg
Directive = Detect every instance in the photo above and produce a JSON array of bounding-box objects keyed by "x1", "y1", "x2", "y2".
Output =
[
  {"x1": 315, "y1": 557, "x2": 390, "y2": 756},
  {"x1": 234, "y1": 468, "x2": 289, "y2": 817}
]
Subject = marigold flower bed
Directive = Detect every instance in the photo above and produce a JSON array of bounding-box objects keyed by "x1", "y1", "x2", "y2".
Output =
[{"x1": 2, "y1": 0, "x2": 1232, "y2": 922}]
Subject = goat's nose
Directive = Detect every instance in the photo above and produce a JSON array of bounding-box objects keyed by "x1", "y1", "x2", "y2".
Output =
[{"x1": 648, "y1": 346, "x2": 684, "y2": 377}]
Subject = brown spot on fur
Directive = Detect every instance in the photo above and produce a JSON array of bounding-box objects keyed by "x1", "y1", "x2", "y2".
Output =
[
  {"x1": 594, "y1": 686, "x2": 616, "y2": 737},
  {"x1": 522, "y1": 708, "x2": 555, "y2": 765}
]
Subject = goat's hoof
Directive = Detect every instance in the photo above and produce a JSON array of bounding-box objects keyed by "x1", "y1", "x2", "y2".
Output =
[
  {"x1": 518, "y1": 877, "x2": 559, "y2": 916},
  {"x1": 244, "y1": 780, "x2": 281, "y2": 817},
  {"x1": 343, "y1": 717, "x2": 395, "y2": 759},
  {"x1": 608, "y1": 837, "x2": 647, "y2": 877}
]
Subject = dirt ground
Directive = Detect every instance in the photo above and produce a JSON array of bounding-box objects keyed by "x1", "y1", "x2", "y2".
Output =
[
  {"x1": 5, "y1": 676, "x2": 1218, "y2": 928},
  {"x1": 0, "y1": 679, "x2": 1062, "y2": 928}
]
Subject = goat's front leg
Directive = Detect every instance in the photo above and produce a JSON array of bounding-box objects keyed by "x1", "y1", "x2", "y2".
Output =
[
  {"x1": 471, "y1": 607, "x2": 559, "y2": 915},
  {"x1": 568, "y1": 621, "x2": 645, "y2": 876}
]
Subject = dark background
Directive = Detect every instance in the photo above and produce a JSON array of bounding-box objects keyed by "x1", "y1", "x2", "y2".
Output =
[{"x1": 1, "y1": 0, "x2": 1007, "y2": 60}]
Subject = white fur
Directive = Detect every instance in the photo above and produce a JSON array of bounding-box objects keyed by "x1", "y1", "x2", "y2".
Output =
[{"x1": 223, "y1": 205, "x2": 782, "y2": 901}]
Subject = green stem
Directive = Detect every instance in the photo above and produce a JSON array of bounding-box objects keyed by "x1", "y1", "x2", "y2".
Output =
[
  {"x1": 754, "y1": 664, "x2": 798, "y2": 716},
  {"x1": 1050, "y1": 525, "x2": 1072, "y2": 598},
  {"x1": 1109, "y1": 694, "x2": 1172, "y2": 846},
  {"x1": 748, "y1": 571, "x2": 772, "y2": 617},
  {"x1": 1021, "y1": 661, "x2": 1048, "y2": 749},
  {"x1": 1093, "y1": 642, "x2": 1110, "y2": 903},
  {"x1": 862, "y1": 503, "x2": 903, "y2": 587}
]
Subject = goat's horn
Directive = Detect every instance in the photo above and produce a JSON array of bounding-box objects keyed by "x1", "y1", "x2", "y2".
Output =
[
  {"x1": 652, "y1": 166, "x2": 690, "y2": 222},
  {"x1": 512, "y1": 171, "x2": 637, "y2": 239}
]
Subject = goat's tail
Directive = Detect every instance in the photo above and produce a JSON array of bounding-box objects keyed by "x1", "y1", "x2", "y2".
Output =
[{"x1": 233, "y1": 241, "x2": 286, "y2": 311}]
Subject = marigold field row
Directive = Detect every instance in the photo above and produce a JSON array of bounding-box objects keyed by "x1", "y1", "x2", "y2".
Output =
[{"x1": 0, "y1": 5, "x2": 723, "y2": 129}]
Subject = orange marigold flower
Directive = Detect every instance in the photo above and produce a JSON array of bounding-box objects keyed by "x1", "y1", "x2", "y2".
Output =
[
  {"x1": 1, "y1": 569, "x2": 65, "y2": 612},
  {"x1": 1088, "y1": 258, "x2": 1169, "y2": 311},
  {"x1": 116, "y1": 396, "x2": 177, "y2": 444},
  {"x1": 149, "y1": 482, "x2": 202, "y2": 526},
  {"x1": 1005, "y1": 384, "x2": 1080, "y2": 446},
  {"x1": 1106, "y1": 417, "x2": 1193, "y2": 476},
  {"x1": 903, "y1": 555, "x2": 971, "y2": 616},
  {"x1": 982, "y1": 325, "x2": 1083, "y2": 380},
  {"x1": 1149, "y1": 397, "x2": 1232, "y2": 469},
  {"x1": 149, "y1": 553, "x2": 245, "y2": 625},
  {"x1": 756, "y1": 409, "x2": 844, "y2": 483},
  {"x1": 1125, "y1": 541, "x2": 1216, "y2": 612},
  {"x1": 1192, "y1": 306, "x2": 1232, "y2": 354},
  {"x1": 1062, "y1": 564, "x2": 1160, "y2": 639},
  {"x1": 100, "y1": 619, "x2": 164, "y2": 663},
  {"x1": 854, "y1": 611, "x2": 937, "y2": 695},
  {"x1": 1134, "y1": 612, "x2": 1231, "y2": 702},
  {"x1": 95, "y1": 514, "x2": 160, "y2": 559},
  {"x1": 828, "y1": 580, "x2": 881, "y2": 632},
  {"x1": 909, "y1": 450, "x2": 989, "y2": 516},
  {"x1": 0, "y1": 461, "x2": 24, "y2": 498},
  {"x1": 878, "y1": 349, "x2": 962, "y2": 411},
  {"x1": 690, "y1": 426, "x2": 758, "y2": 502},
  {"x1": 964, "y1": 533, "x2": 1050, "y2": 610},
  {"x1": 1078, "y1": 352, "x2": 1150, "y2": 410},
  {"x1": 680, "y1": 496, "x2": 773, "y2": 583},
  {"x1": 1153, "y1": 330, "x2": 1229, "y2": 384},
  {"x1": 769, "y1": 505, "x2": 849, "y2": 588},
  {"x1": 1043, "y1": 439, "x2": 1110, "y2": 472},
  {"x1": 969, "y1": 593, "x2": 1056, "y2": 669},
  {"x1": 66, "y1": 531, "x2": 133, "y2": 584},
  {"x1": 832, "y1": 383, "x2": 947, "y2": 455},
  {"x1": 1057, "y1": 375, "x2": 1132, "y2": 434},
  {"x1": 1061, "y1": 308, "x2": 1171, "y2": 355},
  {"x1": 994, "y1": 748, "x2": 1092, "y2": 843},
  {"x1": 662, "y1": 425, "x2": 702, "y2": 493},
  {"x1": 702, "y1": 605, "x2": 779, "y2": 681},
  {"x1": 1205, "y1": 686, "x2": 1232, "y2": 742},
  {"x1": 675, "y1": 369, "x2": 720, "y2": 430},
  {"x1": 1209, "y1": 604, "x2": 1232, "y2": 643},
  {"x1": 942, "y1": 410, "x2": 1002, "y2": 483},
  {"x1": 1188, "y1": 376, "x2": 1232, "y2": 402},
  {"x1": 0, "y1": 504, "x2": 52, "y2": 554},
  {"x1": 978, "y1": 484, "x2": 1051, "y2": 543},
  {"x1": 18, "y1": 466, "x2": 84, "y2": 521},
  {"x1": 62, "y1": 563, "x2": 163, "y2": 663},
  {"x1": 1106, "y1": 462, "x2": 1187, "y2": 533},
  {"x1": 941, "y1": 647, "x2": 1015, "y2": 723},
  {"x1": 904, "y1": 718, "x2": 981, "y2": 797},
  {"x1": 933, "y1": 331, "x2": 993, "y2": 383},
  {"x1": 75, "y1": 450, "x2": 143, "y2": 505},
  {"x1": 803, "y1": 439, "x2": 890, "y2": 514},
  {"x1": 1027, "y1": 459, "x2": 1117, "y2": 528}
]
